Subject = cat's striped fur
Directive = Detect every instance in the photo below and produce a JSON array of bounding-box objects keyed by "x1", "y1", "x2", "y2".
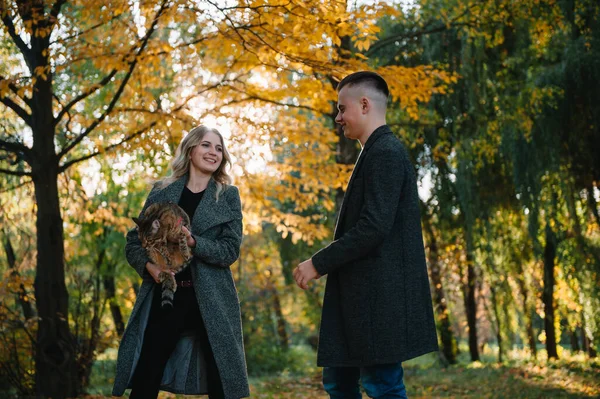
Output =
[{"x1": 133, "y1": 201, "x2": 193, "y2": 307}]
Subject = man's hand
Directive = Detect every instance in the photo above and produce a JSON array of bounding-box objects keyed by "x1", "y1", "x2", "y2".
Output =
[
  {"x1": 145, "y1": 262, "x2": 173, "y2": 283},
  {"x1": 293, "y1": 258, "x2": 321, "y2": 290},
  {"x1": 181, "y1": 226, "x2": 196, "y2": 248}
]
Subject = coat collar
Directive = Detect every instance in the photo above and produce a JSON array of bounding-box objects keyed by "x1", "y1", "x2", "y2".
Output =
[
  {"x1": 157, "y1": 174, "x2": 234, "y2": 235},
  {"x1": 363, "y1": 124, "x2": 391, "y2": 151},
  {"x1": 333, "y1": 125, "x2": 391, "y2": 238}
]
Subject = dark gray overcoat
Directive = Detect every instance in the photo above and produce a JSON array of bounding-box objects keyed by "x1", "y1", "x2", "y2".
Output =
[
  {"x1": 312, "y1": 125, "x2": 439, "y2": 367},
  {"x1": 112, "y1": 176, "x2": 250, "y2": 398}
]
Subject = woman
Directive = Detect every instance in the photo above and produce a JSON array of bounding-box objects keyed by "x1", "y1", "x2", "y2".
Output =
[{"x1": 112, "y1": 125, "x2": 249, "y2": 399}]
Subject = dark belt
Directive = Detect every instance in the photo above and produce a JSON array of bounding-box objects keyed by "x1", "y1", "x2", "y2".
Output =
[{"x1": 177, "y1": 280, "x2": 193, "y2": 288}]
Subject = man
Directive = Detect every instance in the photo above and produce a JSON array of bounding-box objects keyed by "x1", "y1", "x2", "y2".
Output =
[{"x1": 293, "y1": 71, "x2": 438, "y2": 398}]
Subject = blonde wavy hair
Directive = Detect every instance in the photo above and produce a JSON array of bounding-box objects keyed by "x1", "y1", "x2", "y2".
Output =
[{"x1": 157, "y1": 125, "x2": 233, "y2": 200}]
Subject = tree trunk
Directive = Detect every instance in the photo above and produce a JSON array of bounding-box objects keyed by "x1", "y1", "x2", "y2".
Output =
[
  {"x1": 568, "y1": 183, "x2": 600, "y2": 266},
  {"x1": 464, "y1": 231, "x2": 480, "y2": 362},
  {"x1": 273, "y1": 289, "x2": 289, "y2": 350},
  {"x1": 32, "y1": 167, "x2": 79, "y2": 397},
  {"x1": 266, "y1": 279, "x2": 289, "y2": 350},
  {"x1": 77, "y1": 249, "x2": 106, "y2": 389},
  {"x1": 489, "y1": 285, "x2": 503, "y2": 363},
  {"x1": 421, "y1": 208, "x2": 457, "y2": 364},
  {"x1": 103, "y1": 268, "x2": 125, "y2": 336},
  {"x1": 581, "y1": 313, "x2": 598, "y2": 358},
  {"x1": 543, "y1": 223, "x2": 558, "y2": 359},
  {"x1": 570, "y1": 329, "x2": 580, "y2": 352},
  {"x1": 586, "y1": 184, "x2": 600, "y2": 228},
  {"x1": 24, "y1": 3, "x2": 79, "y2": 394},
  {"x1": 516, "y1": 274, "x2": 537, "y2": 359},
  {"x1": 279, "y1": 234, "x2": 297, "y2": 286}
]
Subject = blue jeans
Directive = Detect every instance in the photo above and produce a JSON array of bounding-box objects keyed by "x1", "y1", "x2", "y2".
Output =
[{"x1": 323, "y1": 362, "x2": 407, "y2": 399}]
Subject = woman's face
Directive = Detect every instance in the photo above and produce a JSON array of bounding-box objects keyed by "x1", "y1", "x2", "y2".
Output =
[{"x1": 189, "y1": 131, "x2": 224, "y2": 175}]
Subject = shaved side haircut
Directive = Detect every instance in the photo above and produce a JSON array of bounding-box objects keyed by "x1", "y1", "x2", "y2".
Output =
[{"x1": 337, "y1": 71, "x2": 389, "y2": 109}]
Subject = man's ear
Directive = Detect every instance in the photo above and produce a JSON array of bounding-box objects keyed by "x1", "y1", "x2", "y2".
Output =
[{"x1": 360, "y1": 97, "x2": 370, "y2": 114}]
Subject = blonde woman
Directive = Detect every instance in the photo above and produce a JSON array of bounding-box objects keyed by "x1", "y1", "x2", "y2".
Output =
[{"x1": 113, "y1": 126, "x2": 249, "y2": 399}]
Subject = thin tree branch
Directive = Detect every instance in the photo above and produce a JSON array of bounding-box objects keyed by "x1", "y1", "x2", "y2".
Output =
[
  {"x1": 56, "y1": 71, "x2": 234, "y2": 173},
  {"x1": 58, "y1": 71, "x2": 244, "y2": 173},
  {"x1": 0, "y1": 76, "x2": 32, "y2": 106},
  {"x1": 52, "y1": 15, "x2": 120, "y2": 44},
  {"x1": 58, "y1": 120, "x2": 158, "y2": 173},
  {"x1": 0, "y1": 178, "x2": 32, "y2": 194},
  {"x1": 0, "y1": 97, "x2": 32, "y2": 126},
  {"x1": 49, "y1": 0, "x2": 68, "y2": 30},
  {"x1": 0, "y1": 167, "x2": 31, "y2": 177},
  {"x1": 226, "y1": 86, "x2": 325, "y2": 114},
  {"x1": 0, "y1": 4, "x2": 33, "y2": 71},
  {"x1": 0, "y1": 138, "x2": 30, "y2": 157},
  {"x1": 57, "y1": 0, "x2": 170, "y2": 161},
  {"x1": 366, "y1": 5, "x2": 479, "y2": 56},
  {"x1": 53, "y1": 70, "x2": 120, "y2": 127}
]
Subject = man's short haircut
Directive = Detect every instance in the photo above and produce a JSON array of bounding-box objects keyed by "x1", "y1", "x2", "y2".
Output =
[{"x1": 337, "y1": 71, "x2": 390, "y2": 99}]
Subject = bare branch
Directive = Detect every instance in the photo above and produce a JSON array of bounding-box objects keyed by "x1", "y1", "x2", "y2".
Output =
[
  {"x1": 54, "y1": 16, "x2": 122, "y2": 44},
  {"x1": 0, "y1": 178, "x2": 32, "y2": 194},
  {"x1": 366, "y1": 5, "x2": 480, "y2": 56},
  {"x1": 57, "y1": 0, "x2": 170, "y2": 161},
  {"x1": 0, "y1": 97, "x2": 32, "y2": 126},
  {"x1": 0, "y1": 76, "x2": 32, "y2": 106},
  {"x1": 200, "y1": 1, "x2": 292, "y2": 12},
  {"x1": 226, "y1": 86, "x2": 325, "y2": 115},
  {"x1": 0, "y1": 4, "x2": 33, "y2": 70},
  {"x1": 58, "y1": 120, "x2": 158, "y2": 173},
  {"x1": 0, "y1": 138, "x2": 30, "y2": 156},
  {"x1": 48, "y1": 0, "x2": 68, "y2": 30},
  {"x1": 0, "y1": 167, "x2": 31, "y2": 177},
  {"x1": 53, "y1": 69, "x2": 120, "y2": 127}
]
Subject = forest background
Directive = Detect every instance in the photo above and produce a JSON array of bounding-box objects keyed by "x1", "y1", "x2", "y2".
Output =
[{"x1": 1, "y1": 0, "x2": 599, "y2": 397}]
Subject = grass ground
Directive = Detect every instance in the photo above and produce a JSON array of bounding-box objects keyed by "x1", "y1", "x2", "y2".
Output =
[{"x1": 79, "y1": 347, "x2": 600, "y2": 398}]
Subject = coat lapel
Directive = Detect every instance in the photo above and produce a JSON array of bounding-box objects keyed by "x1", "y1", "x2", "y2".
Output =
[
  {"x1": 163, "y1": 175, "x2": 187, "y2": 204},
  {"x1": 334, "y1": 125, "x2": 392, "y2": 238},
  {"x1": 190, "y1": 178, "x2": 234, "y2": 235}
]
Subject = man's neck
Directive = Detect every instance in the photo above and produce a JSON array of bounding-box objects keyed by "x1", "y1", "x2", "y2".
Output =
[{"x1": 358, "y1": 119, "x2": 387, "y2": 146}]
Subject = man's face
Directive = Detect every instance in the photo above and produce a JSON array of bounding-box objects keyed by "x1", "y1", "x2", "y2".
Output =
[{"x1": 335, "y1": 86, "x2": 364, "y2": 140}]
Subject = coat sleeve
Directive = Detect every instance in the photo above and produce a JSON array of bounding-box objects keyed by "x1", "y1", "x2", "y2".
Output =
[
  {"x1": 124, "y1": 184, "x2": 159, "y2": 278},
  {"x1": 191, "y1": 186, "x2": 243, "y2": 268},
  {"x1": 312, "y1": 145, "x2": 407, "y2": 276}
]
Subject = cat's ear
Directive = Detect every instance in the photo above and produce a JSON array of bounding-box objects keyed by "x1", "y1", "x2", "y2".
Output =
[
  {"x1": 151, "y1": 219, "x2": 160, "y2": 234},
  {"x1": 132, "y1": 217, "x2": 141, "y2": 227}
]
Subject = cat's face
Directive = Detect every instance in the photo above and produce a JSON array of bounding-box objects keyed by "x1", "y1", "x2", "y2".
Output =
[
  {"x1": 132, "y1": 214, "x2": 162, "y2": 248},
  {"x1": 133, "y1": 218, "x2": 160, "y2": 248}
]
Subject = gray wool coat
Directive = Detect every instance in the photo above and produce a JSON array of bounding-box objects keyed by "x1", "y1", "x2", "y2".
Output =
[
  {"x1": 112, "y1": 176, "x2": 250, "y2": 398},
  {"x1": 312, "y1": 125, "x2": 439, "y2": 367}
]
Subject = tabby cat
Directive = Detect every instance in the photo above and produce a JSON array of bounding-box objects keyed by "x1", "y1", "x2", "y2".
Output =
[{"x1": 133, "y1": 201, "x2": 193, "y2": 308}]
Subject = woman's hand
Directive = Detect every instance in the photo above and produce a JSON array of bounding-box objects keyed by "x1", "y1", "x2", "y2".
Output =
[
  {"x1": 181, "y1": 226, "x2": 196, "y2": 248},
  {"x1": 145, "y1": 262, "x2": 173, "y2": 283}
]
